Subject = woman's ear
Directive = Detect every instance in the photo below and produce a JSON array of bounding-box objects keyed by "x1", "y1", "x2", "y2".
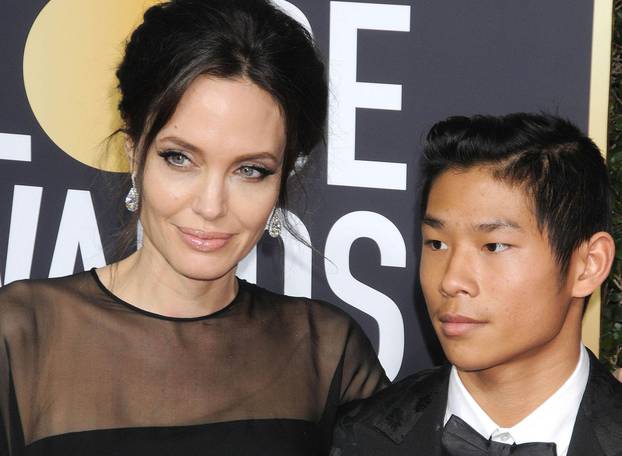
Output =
[
  {"x1": 571, "y1": 232, "x2": 615, "y2": 298},
  {"x1": 124, "y1": 136, "x2": 136, "y2": 174}
]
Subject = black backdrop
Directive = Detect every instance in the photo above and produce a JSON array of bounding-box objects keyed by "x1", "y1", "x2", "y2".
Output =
[{"x1": 0, "y1": 0, "x2": 595, "y2": 380}]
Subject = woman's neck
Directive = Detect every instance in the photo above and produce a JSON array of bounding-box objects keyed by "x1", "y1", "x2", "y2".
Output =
[{"x1": 99, "y1": 246, "x2": 238, "y2": 318}]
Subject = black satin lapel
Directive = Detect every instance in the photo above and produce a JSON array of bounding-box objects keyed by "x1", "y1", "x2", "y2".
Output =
[{"x1": 371, "y1": 366, "x2": 449, "y2": 455}]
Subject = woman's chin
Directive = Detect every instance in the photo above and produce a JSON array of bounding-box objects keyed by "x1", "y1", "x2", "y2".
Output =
[{"x1": 163, "y1": 261, "x2": 235, "y2": 283}]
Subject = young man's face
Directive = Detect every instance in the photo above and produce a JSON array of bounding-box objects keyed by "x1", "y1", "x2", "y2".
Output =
[{"x1": 420, "y1": 166, "x2": 581, "y2": 372}]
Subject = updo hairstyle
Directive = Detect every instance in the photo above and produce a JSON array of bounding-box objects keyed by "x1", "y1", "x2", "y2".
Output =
[{"x1": 116, "y1": 0, "x2": 327, "y2": 220}]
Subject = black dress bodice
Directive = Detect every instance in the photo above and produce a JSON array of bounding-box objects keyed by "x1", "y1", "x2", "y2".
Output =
[{"x1": 0, "y1": 271, "x2": 388, "y2": 455}]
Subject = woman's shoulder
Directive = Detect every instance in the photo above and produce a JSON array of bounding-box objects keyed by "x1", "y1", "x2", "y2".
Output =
[
  {"x1": 241, "y1": 279, "x2": 357, "y2": 331},
  {"x1": 0, "y1": 272, "x2": 92, "y2": 331},
  {"x1": 0, "y1": 271, "x2": 91, "y2": 300},
  {"x1": 240, "y1": 280, "x2": 378, "y2": 368}
]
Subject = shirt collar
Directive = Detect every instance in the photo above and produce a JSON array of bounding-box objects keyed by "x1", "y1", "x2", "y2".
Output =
[{"x1": 444, "y1": 345, "x2": 589, "y2": 456}]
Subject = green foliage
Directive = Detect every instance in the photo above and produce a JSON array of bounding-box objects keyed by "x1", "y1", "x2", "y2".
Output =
[{"x1": 602, "y1": 0, "x2": 622, "y2": 370}]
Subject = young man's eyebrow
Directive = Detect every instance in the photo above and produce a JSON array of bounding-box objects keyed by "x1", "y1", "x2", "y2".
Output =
[
  {"x1": 422, "y1": 216, "x2": 444, "y2": 228},
  {"x1": 421, "y1": 216, "x2": 522, "y2": 232},
  {"x1": 473, "y1": 219, "x2": 522, "y2": 232}
]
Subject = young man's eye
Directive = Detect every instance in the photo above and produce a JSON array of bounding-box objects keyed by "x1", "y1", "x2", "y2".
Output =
[
  {"x1": 238, "y1": 165, "x2": 275, "y2": 179},
  {"x1": 426, "y1": 240, "x2": 448, "y2": 251},
  {"x1": 158, "y1": 150, "x2": 191, "y2": 167},
  {"x1": 484, "y1": 242, "x2": 510, "y2": 253}
]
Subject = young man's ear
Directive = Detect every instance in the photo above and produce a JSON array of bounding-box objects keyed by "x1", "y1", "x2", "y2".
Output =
[{"x1": 571, "y1": 232, "x2": 615, "y2": 298}]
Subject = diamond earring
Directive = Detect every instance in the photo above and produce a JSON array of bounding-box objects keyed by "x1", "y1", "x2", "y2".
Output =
[
  {"x1": 267, "y1": 208, "x2": 282, "y2": 238},
  {"x1": 125, "y1": 175, "x2": 139, "y2": 212}
]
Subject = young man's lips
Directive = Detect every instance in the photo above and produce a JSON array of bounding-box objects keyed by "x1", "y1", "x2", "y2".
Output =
[
  {"x1": 177, "y1": 227, "x2": 234, "y2": 252},
  {"x1": 438, "y1": 313, "x2": 486, "y2": 337}
]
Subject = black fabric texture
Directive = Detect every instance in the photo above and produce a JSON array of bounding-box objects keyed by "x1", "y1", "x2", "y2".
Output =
[
  {"x1": 0, "y1": 271, "x2": 388, "y2": 455},
  {"x1": 331, "y1": 352, "x2": 622, "y2": 456}
]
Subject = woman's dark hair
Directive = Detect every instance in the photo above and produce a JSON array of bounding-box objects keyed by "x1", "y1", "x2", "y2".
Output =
[
  {"x1": 420, "y1": 112, "x2": 611, "y2": 277},
  {"x1": 115, "y1": 0, "x2": 327, "y2": 244}
]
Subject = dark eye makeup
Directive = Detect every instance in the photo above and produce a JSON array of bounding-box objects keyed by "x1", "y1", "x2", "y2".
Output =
[
  {"x1": 238, "y1": 165, "x2": 275, "y2": 178},
  {"x1": 157, "y1": 150, "x2": 190, "y2": 167},
  {"x1": 157, "y1": 150, "x2": 276, "y2": 180}
]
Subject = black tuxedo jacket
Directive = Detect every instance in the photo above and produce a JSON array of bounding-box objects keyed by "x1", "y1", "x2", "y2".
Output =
[{"x1": 331, "y1": 351, "x2": 622, "y2": 456}]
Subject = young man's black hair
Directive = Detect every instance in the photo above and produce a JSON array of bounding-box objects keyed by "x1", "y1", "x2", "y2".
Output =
[{"x1": 420, "y1": 113, "x2": 610, "y2": 275}]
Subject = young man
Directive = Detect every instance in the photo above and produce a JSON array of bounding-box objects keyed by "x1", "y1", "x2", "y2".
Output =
[{"x1": 331, "y1": 113, "x2": 622, "y2": 456}]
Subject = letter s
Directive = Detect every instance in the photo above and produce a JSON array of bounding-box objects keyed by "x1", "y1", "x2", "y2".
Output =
[{"x1": 325, "y1": 211, "x2": 405, "y2": 379}]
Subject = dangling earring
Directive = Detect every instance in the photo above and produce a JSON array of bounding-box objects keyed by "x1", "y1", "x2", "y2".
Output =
[
  {"x1": 125, "y1": 175, "x2": 139, "y2": 212},
  {"x1": 267, "y1": 208, "x2": 282, "y2": 238}
]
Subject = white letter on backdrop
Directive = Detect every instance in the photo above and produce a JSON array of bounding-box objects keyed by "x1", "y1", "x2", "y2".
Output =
[
  {"x1": 324, "y1": 211, "x2": 406, "y2": 379},
  {"x1": 0, "y1": 134, "x2": 34, "y2": 286},
  {"x1": 2, "y1": 185, "x2": 43, "y2": 286},
  {"x1": 0, "y1": 133, "x2": 31, "y2": 162},
  {"x1": 328, "y1": 2, "x2": 410, "y2": 190},
  {"x1": 49, "y1": 190, "x2": 106, "y2": 278}
]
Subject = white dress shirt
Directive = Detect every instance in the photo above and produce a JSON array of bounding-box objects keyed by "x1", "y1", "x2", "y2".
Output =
[{"x1": 443, "y1": 345, "x2": 590, "y2": 456}]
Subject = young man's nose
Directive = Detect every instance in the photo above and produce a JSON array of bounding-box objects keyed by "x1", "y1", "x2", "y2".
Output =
[{"x1": 439, "y1": 249, "x2": 479, "y2": 298}]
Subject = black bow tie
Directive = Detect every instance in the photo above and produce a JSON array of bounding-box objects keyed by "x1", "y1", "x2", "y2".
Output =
[{"x1": 441, "y1": 415, "x2": 557, "y2": 456}]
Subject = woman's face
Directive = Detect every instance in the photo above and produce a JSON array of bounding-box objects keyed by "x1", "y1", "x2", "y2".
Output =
[{"x1": 137, "y1": 76, "x2": 285, "y2": 281}]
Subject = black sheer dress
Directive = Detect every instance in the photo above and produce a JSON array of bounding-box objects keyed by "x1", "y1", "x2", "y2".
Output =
[{"x1": 0, "y1": 270, "x2": 388, "y2": 455}]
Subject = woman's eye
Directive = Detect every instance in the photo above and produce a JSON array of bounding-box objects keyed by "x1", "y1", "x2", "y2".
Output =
[
  {"x1": 427, "y1": 240, "x2": 448, "y2": 251},
  {"x1": 484, "y1": 242, "x2": 510, "y2": 253},
  {"x1": 238, "y1": 165, "x2": 274, "y2": 179},
  {"x1": 158, "y1": 151, "x2": 190, "y2": 167}
]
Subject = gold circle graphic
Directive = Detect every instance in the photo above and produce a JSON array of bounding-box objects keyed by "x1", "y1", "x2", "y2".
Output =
[{"x1": 23, "y1": 0, "x2": 160, "y2": 172}]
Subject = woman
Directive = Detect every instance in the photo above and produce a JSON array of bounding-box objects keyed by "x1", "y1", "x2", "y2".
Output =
[{"x1": 0, "y1": 1, "x2": 387, "y2": 454}]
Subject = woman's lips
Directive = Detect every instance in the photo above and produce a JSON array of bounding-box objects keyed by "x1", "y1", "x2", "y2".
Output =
[
  {"x1": 177, "y1": 227, "x2": 233, "y2": 252},
  {"x1": 438, "y1": 313, "x2": 487, "y2": 337}
]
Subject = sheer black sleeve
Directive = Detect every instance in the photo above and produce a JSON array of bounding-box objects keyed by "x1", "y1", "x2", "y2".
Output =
[
  {"x1": 313, "y1": 302, "x2": 389, "y2": 450},
  {"x1": 0, "y1": 281, "x2": 32, "y2": 456},
  {"x1": 339, "y1": 321, "x2": 389, "y2": 403}
]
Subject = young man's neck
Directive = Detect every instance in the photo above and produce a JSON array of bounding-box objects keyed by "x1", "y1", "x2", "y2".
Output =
[{"x1": 456, "y1": 308, "x2": 584, "y2": 428}]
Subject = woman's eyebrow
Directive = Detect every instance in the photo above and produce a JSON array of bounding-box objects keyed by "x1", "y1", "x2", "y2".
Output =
[
  {"x1": 157, "y1": 136, "x2": 202, "y2": 154},
  {"x1": 157, "y1": 136, "x2": 282, "y2": 164},
  {"x1": 234, "y1": 152, "x2": 281, "y2": 164}
]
